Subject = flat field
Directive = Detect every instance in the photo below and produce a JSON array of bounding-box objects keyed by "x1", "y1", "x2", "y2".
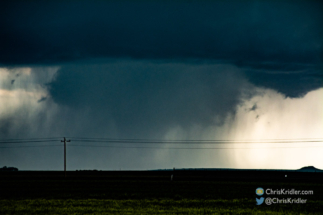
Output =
[{"x1": 1, "y1": 171, "x2": 323, "y2": 214}]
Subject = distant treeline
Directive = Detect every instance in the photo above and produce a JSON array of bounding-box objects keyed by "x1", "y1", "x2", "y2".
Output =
[
  {"x1": 0, "y1": 166, "x2": 18, "y2": 171},
  {"x1": 76, "y1": 169, "x2": 101, "y2": 172}
]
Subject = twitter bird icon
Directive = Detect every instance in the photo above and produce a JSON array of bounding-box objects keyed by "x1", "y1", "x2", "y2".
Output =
[{"x1": 256, "y1": 197, "x2": 264, "y2": 205}]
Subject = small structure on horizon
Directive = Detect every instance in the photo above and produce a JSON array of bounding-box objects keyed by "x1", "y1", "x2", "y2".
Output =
[{"x1": 0, "y1": 166, "x2": 18, "y2": 171}]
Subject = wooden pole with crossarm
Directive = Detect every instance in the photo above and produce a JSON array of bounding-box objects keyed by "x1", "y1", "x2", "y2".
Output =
[{"x1": 61, "y1": 137, "x2": 71, "y2": 177}]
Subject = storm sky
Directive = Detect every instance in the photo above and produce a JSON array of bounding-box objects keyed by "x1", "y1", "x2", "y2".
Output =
[{"x1": 0, "y1": 0, "x2": 322, "y2": 170}]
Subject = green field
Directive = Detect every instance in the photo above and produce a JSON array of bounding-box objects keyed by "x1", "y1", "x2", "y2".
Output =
[
  {"x1": 1, "y1": 172, "x2": 323, "y2": 214},
  {"x1": 2, "y1": 198, "x2": 323, "y2": 215}
]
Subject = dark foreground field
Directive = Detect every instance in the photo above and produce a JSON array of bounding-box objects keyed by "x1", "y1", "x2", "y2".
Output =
[{"x1": 1, "y1": 170, "x2": 323, "y2": 214}]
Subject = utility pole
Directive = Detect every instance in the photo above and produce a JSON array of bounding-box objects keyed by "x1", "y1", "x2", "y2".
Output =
[{"x1": 61, "y1": 137, "x2": 71, "y2": 177}]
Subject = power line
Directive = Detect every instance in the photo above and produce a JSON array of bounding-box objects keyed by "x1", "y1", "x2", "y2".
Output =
[
  {"x1": 1, "y1": 144, "x2": 322, "y2": 149},
  {"x1": 67, "y1": 137, "x2": 323, "y2": 144},
  {"x1": 0, "y1": 139, "x2": 322, "y2": 149},
  {"x1": 67, "y1": 137, "x2": 323, "y2": 141},
  {"x1": 0, "y1": 137, "x2": 322, "y2": 145},
  {"x1": 67, "y1": 136, "x2": 323, "y2": 140},
  {"x1": 1, "y1": 137, "x2": 322, "y2": 143},
  {"x1": 0, "y1": 137, "x2": 61, "y2": 144},
  {"x1": 0, "y1": 140, "x2": 60, "y2": 144},
  {"x1": 70, "y1": 139, "x2": 323, "y2": 144},
  {"x1": 0, "y1": 144, "x2": 62, "y2": 148},
  {"x1": 67, "y1": 144, "x2": 323, "y2": 149},
  {"x1": 0, "y1": 137, "x2": 62, "y2": 141}
]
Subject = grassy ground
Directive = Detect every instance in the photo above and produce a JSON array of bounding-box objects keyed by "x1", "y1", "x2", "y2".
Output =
[
  {"x1": 1, "y1": 172, "x2": 323, "y2": 214},
  {"x1": 1, "y1": 198, "x2": 323, "y2": 214}
]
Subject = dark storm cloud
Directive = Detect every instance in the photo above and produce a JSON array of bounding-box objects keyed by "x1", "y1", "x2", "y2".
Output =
[
  {"x1": 244, "y1": 69, "x2": 323, "y2": 97},
  {"x1": 2, "y1": 0, "x2": 322, "y2": 97},
  {"x1": 1, "y1": 0, "x2": 322, "y2": 66},
  {"x1": 47, "y1": 61, "x2": 249, "y2": 138}
]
